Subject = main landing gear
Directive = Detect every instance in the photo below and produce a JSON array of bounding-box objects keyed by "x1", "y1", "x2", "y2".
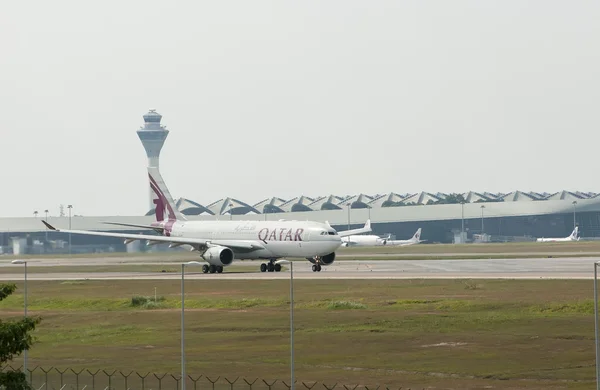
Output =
[
  {"x1": 201, "y1": 264, "x2": 223, "y2": 274},
  {"x1": 260, "y1": 260, "x2": 282, "y2": 273},
  {"x1": 312, "y1": 264, "x2": 322, "y2": 272}
]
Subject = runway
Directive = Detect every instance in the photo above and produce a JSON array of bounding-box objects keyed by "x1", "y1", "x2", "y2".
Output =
[{"x1": 1, "y1": 256, "x2": 598, "y2": 280}]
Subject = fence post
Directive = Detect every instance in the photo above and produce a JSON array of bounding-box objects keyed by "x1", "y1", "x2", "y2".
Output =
[
  {"x1": 103, "y1": 370, "x2": 116, "y2": 390},
  {"x1": 153, "y1": 372, "x2": 167, "y2": 390},
  {"x1": 55, "y1": 367, "x2": 68, "y2": 388},
  {"x1": 206, "y1": 376, "x2": 220, "y2": 390},
  {"x1": 136, "y1": 372, "x2": 150, "y2": 390},
  {"x1": 40, "y1": 366, "x2": 53, "y2": 389},
  {"x1": 119, "y1": 371, "x2": 132, "y2": 390},
  {"x1": 262, "y1": 379, "x2": 277, "y2": 390},
  {"x1": 189, "y1": 375, "x2": 202, "y2": 390},
  {"x1": 243, "y1": 377, "x2": 258, "y2": 390},
  {"x1": 86, "y1": 369, "x2": 100, "y2": 390},
  {"x1": 225, "y1": 376, "x2": 239, "y2": 390},
  {"x1": 70, "y1": 368, "x2": 84, "y2": 390}
]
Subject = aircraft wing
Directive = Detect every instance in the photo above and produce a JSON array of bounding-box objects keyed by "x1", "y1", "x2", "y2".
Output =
[
  {"x1": 41, "y1": 221, "x2": 263, "y2": 251},
  {"x1": 337, "y1": 220, "x2": 372, "y2": 237},
  {"x1": 102, "y1": 221, "x2": 164, "y2": 232}
]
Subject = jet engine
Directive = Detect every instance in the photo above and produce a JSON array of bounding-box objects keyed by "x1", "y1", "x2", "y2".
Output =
[
  {"x1": 308, "y1": 252, "x2": 336, "y2": 265},
  {"x1": 202, "y1": 246, "x2": 234, "y2": 266}
]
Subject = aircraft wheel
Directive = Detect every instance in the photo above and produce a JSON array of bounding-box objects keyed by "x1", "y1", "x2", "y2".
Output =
[
  {"x1": 317, "y1": 264, "x2": 322, "y2": 272},
  {"x1": 260, "y1": 263, "x2": 267, "y2": 272},
  {"x1": 268, "y1": 262, "x2": 275, "y2": 272},
  {"x1": 312, "y1": 264, "x2": 318, "y2": 272},
  {"x1": 209, "y1": 265, "x2": 216, "y2": 274},
  {"x1": 217, "y1": 266, "x2": 223, "y2": 273},
  {"x1": 202, "y1": 265, "x2": 209, "y2": 274},
  {"x1": 274, "y1": 263, "x2": 282, "y2": 272}
]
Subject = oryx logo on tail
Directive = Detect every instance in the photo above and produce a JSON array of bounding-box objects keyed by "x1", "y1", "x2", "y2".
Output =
[
  {"x1": 413, "y1": 228, "x2": 422, "y2": 241},
  {"x1": 148, "y1": 166, "x2": 187, "y2": 223}
]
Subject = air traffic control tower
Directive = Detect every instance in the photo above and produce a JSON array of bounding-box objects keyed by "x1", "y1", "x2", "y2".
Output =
[{"x1": 137, "y1": 109, "x2": 169, "y2": 208}]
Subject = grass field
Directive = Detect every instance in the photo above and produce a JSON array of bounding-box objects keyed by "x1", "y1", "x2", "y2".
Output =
[{"x1": 0, "y1": 279, "x2": 597, "y2": 389}]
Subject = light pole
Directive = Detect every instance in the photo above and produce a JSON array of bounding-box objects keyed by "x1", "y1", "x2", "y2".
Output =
[
  {"x1": 181, "y1": 261, "x2": 202, "y2": 390},
  {"x1": 347, "y1": 204, "x2": 351, "y2": 231},
  {"x1": 67, "y1": 205, "x2": 73, "y2": 254},
  {"x1": 460, "y1": 201, "x2": 465, "y2": 243},
  {"x1": 594, "y1": 261, "x2": 600, "y2": 390},
  {"x1": 480, "y1": 205, "x2": 485, "y2": 234},
  {"x1": 572, "y1": 201, "x2": 577, "y2": 231},
  {"x1": 278, "y1": 260, "x2": 295, "y2": 390},
  {"x1": 44, "y1": 210, "x2": 49, "y2": 242},
  {"x1": 11, "y1": 260, "x2": 28, "y2": 378}
]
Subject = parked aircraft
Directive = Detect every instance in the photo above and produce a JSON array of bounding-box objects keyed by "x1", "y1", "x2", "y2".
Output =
[
  {"x1": 340, "y1": 228, "x2": 424, "y2": 247},
  {"x1": 42, "y1": 167, "x2": 371, "y2": 274},
  {"x1": 536, "y1": 226, "x2": 579, "y2": 242},
  {"x1": 384, "y1": 228, "x2": 424, "y2": 246}
]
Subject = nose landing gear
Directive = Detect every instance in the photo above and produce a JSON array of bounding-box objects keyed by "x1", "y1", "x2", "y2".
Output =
[{"x1": 312, "y1": 264, "x2": 322, "y2": 272}]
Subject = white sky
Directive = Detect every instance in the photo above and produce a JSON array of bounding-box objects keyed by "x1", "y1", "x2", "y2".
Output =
[{"x1": 1, "y1": 1, "x2": 599, "y2": 217}]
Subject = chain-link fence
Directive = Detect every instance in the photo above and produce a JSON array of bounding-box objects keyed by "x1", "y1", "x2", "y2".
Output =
[{"x1": 0, "y1": 365, "x2": 418, "y2": 390}]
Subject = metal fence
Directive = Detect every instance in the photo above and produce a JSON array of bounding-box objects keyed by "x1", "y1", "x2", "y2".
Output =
[{"x1": 0, "y1": 366, "x2": 420, "y2": 390}]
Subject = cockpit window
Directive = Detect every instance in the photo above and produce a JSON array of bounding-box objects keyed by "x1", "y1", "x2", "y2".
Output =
[{"x1": 328, "y1": 231, "x2": 337, "y2": 235}]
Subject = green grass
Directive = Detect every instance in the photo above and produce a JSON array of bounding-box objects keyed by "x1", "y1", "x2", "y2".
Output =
[{"x1": 0, "y1": 279, "x2": 597, "y2": 389}]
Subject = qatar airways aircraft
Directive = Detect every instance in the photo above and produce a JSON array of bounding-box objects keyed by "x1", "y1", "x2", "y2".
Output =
[
  {"x1": 340, "y1": 228, "x2": 424, "y2": 247},
  {"x1": 42, "y1": 167, "x2": 371, "y2": 274},
  {"x1": 536, "y1": 226, "x2": 579, "y2": 242}
]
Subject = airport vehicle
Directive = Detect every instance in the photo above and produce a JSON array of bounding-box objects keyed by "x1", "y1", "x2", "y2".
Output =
[
  {"x1": 42, "y1": 167, "x2": 371, "y2": 274},
  {"x1": 536, "y1": 226, "x2": 579, "y2": 242},
  {"x1": 341, "y1": 228, "x2": 424, "y2": 247}
]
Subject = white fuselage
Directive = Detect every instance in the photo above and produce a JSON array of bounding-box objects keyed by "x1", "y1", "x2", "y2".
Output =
[
  {"x1": 385, "y1": 239, "x2": 420, "y2": 246},
  {"x1": 165, "y1": 220, "x2": 342, "y2": 259},
  {"x1": 536, "y1": 237, "x2": 577, "y2": 243},
  {"x1": 341, "y1": 234, "x2": 386, "y2": 247}
]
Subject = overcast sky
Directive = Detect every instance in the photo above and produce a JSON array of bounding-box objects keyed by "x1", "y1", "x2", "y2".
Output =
[{"x1": 2, "y1": 1, "x2": 599, "y2": 217}]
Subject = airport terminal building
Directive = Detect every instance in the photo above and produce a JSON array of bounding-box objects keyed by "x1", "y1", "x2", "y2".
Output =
[{"x1": 1, "y1": 110, "x2": 597, "y2": 255}]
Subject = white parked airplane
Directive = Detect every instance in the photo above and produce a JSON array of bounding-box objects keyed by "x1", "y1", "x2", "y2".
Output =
[
  {"x1": 536, "y1": 226, "x2": 579, "y2": 242},
  {"x1": 42, "y1": 167, "x2": 371, "y2": 274},
  {"x1": 384, "y1": 228, "x2": 425, "y2": 246},
  {"x1": 340, "y1": 228, "x2": 424, "y2": 247}
]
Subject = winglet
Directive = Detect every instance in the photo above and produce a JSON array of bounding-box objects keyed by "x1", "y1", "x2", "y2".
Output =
[{"x1": 42, "y1": 220, "x2": 57, "y2": 231}]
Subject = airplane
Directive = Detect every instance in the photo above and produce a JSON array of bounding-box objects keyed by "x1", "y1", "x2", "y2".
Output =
[
  {"x1": 41, "y1": 166, "x2": 371, "y2": 274},
  {"x1": 536, "y1": 226, "x2": 579, "y2": 242},
  {"x1": 384, "y1": 228, "x2": 425, "y2": 246},
  {"x1": 340, "y1": 228, "x2": 424, "y2": 247}
]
